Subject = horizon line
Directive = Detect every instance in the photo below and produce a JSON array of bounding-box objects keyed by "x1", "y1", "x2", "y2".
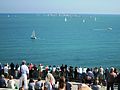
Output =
[{"x1": 0, "y1": 12, "x2": 120, "y2": 15}]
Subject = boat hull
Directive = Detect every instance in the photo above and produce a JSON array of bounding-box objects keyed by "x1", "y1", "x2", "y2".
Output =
[{"x1": 31, "y1": 37, "x2": 37, "y2": 39}]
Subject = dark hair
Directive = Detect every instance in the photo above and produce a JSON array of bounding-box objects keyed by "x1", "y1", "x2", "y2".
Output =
[
  {"x1": 38, "y1": 77, "x2": 41, "y2": 81},
  {"x1": 59, "y1": 76, "x2": 65, "y2": 89},
  {"x1": 29, "y1": 78, "x2": 34, "y2": 83}
]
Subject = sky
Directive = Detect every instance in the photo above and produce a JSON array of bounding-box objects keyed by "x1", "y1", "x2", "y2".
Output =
[{"x1": 0, "y1": 0, "x2": 120, "y2": 14}]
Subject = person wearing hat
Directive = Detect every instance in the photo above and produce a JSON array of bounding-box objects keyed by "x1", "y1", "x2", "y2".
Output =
[{"x1": 19, "y1": 60, "x2": 29, "y2": 90}]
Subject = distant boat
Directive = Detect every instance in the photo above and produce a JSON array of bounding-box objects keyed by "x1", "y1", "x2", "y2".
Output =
[
  {"x1": 65, "y1": 17, "x2": 67, "y2": 22},
  {"x1": 8, "y1": 15, "x2": 10, "y2": 18},
  {"x1": 107, "y1": 27, "x2": 112, "y2": 30},
  {"x1": 83, "y1": 19, "x2": 85, "y2": 23},
  {"x1": 94, "y1": 17, "x2": 97, "y2": 21},
  {"x1": 31, "y1": 30, "x2": 37, "y2": 39}
]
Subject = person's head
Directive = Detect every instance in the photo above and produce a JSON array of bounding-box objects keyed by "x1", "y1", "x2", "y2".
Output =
[
  {"x1": 78, "y1": 84, "x2": 92, "y2": 90},
  {"x1": 66, "y1": 78, "x2": 69, "y2": 82},
  {"x1": 29, "y1": 78, "x2": 34, "y2": 83},
  {"x1": 22, "y1": 60, "x2": 26, "y2": 65},
  {"x1": 110, "y1": 67, "x2": 114, "y2": 73},
  {"x1": 38, "y1": 77, "x2": 41, "y2": 81},
  {"x1": 114, "y1": 68, "x2": 117, "y2": 73},
  {"x1": 59, "y1": 76, "x2": 66, "y2": 89},
  {"x1": 0, "y1": 74, "x2": 4, "y2": 78},
  {"x1": 9, "y1": 75, "x2": 13, "y2": 80},
  {"x1": 93, "y1": 77, "x2": 99, "y2": 85}
]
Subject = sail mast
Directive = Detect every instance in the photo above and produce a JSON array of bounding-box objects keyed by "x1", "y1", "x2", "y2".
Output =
[{"x1": 32, "y1": 30, "x2": 35, "y2": 37}]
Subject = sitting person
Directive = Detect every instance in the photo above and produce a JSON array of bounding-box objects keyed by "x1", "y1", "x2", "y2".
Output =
[
  {"x1": 91, "y1": 77, "x2": 101, "y2": 90},
  {"x1": 28, "y1": 78, "x2": 35, "y2": 90},
  {"x1": 35, "y1": 77, "x2": 43, "y2": 90},
  {"x1": 0, "y1": 74, "x2": 7, "y2": 88},
  {"x1": 59, "y1": 76, "x2": 66, "y2": 90},
  {"x1": 44, "y1": 72, "x2": 55, "y2": 90},
  {"x1": 53, "y1": 81, "x2": 59, "y2": 90},
  {"x1": 78, "y1": 83, "x2": 92, "y2": 90},
  {"x1": 7, "y1": 75, "x2": 17, "y2": 89},
  {"x1": 66, "y1": 78, "x2": 72, "y2": 90},
  {"x1": 44, "y1": 81, "x2": 52, "y2": 90}
]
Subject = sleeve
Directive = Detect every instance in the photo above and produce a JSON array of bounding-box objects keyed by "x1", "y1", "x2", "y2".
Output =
[{"x1": 26, "y1": 66, "x2": 29, "y2": 74}]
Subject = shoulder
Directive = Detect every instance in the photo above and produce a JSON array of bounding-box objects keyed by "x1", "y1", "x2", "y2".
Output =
[{"x1": 21, "y1": 65, "x2": 28, "y2": 68}]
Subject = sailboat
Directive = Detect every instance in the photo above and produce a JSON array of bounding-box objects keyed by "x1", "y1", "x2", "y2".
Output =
[
  {"x1": 94, "y1": 17, "x2": 97, "y2": 21},
  {"x1": 82, "y1": 19, "x2": 85, "y2": 23},
  {"x1": 31, "y1": 30, "x2": 37, "y2": 39},
  {"x1": 65, "y1": 17, "x2": 67, "y2": 22}
]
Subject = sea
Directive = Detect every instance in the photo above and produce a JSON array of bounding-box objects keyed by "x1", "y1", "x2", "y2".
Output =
[{"x1": 0, "y1": 13, "x2": 120, "y2": 68}]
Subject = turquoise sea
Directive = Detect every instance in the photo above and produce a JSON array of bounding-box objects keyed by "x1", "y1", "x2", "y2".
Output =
[{"x1": 0, "y1": 14, "x2": 120, "y2": 68}]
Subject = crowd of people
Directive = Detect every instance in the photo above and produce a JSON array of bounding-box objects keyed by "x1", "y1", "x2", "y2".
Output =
[{"x1": 0, "y1": 60, "x2": 120, "y2": 90}]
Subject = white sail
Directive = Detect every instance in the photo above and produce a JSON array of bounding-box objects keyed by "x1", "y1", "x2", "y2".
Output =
[
  {"x1": 94, "y1": 17, "x2": 97, "y2": 21},
  {"x1": 65, "y1": 17, "x2": 67, "y2": 22},
  {"x1": 8, "y1": 15, "x2": 10, "y2": 18},
  {"x1": 83, "y1": 19, "x2": 85, "y2": 23},
  {"x1": 31, "y1": 30, "x2": 37, "y2": 39}
]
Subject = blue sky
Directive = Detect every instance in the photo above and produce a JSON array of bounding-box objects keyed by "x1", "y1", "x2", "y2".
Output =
[{"x1": 0, "y1": 0, "x2": 120, "y2": 14}]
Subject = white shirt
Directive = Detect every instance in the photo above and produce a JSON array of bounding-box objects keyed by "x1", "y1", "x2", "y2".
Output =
[
  {"x1": 21, "y1": 64, "x2": 29, "y2": 75},
  {"x1": 7, "y1": 79, "x2": 16, "y2": 89},
  {"x1": 83, "y1": 67, "x2": 87, "y2": 73},
  {"x1": 53, "y1": 67, "x2": 56, "y2": 72},
  {"x1": 4, "y1": 66, "x2": 8, "y2": 74},
  {"x1": 78, "y1": 67, "x2": 82, "y2": 74},
  {"x1": 99, "y1": 67, "x2": 104, "y2": 75}
]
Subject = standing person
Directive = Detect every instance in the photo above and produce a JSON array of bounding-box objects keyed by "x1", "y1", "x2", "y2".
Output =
[
  {"x1": 107, "y1": 67, "x2": 117, "y2": 90},
  {"x1": 19, "y1": 60, "x2": 29, "y2": 90},
  {"x1": 28, "y1": 63, "x2": 33, "y2": 78},
  {"x1": 98, "y1": 66, "x2": 104, "y2": 85},
  {"x1": 3, "y1": 64, "x2": 9, "y2": 78},
  {"x1": 15, "y1": 63, "x2": 19, "y2": 79},
  {"x1": 10, "y1": 62, "x2": 15, "y2": 77},
  {"x1": 0, "y1": 63, "x2": 3, "y2": 76}
]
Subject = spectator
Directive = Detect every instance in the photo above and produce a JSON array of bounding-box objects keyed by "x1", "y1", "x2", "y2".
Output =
[
  {"x1": 38, "y1": 64, "x2": 42, "y2": 78},
  {"x1": 93, "y1": 67, "x2": 99, "y2": 80},
  {"x1": 28, "y1": 63, "x2": 33, "y2": 78},
  {"x1": 0, "y1": 63, "x2": 3, "y2": 76},
  {"x1": 107, "y1": 67, "x2": 117, "y2": 90},
  {"x1": 45, "y1": 72, "x2": 55, "y2": 86},
  {"x1": 0, "y1": 74, "x2": 7, "y2": 88},
  {"x1": 66, "y1": 78, "x2": 72, "y2": 90},
  {"x1": 78, "y1": 67, "x2": 82, "y2": 82},
  {"x1": 28, "y1": 78, "x2": 35, "y2": 90},
  {"x1": 78, "y1": 83, "x2": 92, "y2": 90},
  {"x1": 35, "y1": 77, "x2": 43, "y2": 90},
  {"x1": 53, "y1": 81, "x2": 59, "y2": 90},
  {"x1": 98, "y1": 66, "x2": 104, "y2": 85},
  {"x1": 91, "y1": 77, "x2": 101, "y2": 90},
  {"x1": 7, "y1": 75, "x2": 17, "y2": 89},
  {"x1": 74, "y1": 67, "x2": 78, "y2": 79},
  {"x1": 4, "y1": 64, "x2": 9, "y2": 78},
  {"x1": 104, "y1": 68, "x2": 109, "y2": 81},
  {"x1": 59, "y1": 76, "x2": 66, "y2": 90},
  {"x1": 10, "y1": 62, "x2": 15, "y2": 77},
  {"x1": 19, "y1": 60, "x2": 29, "y2": 90},
  {"x1": 44, "y1": 81, "x2": 52, "y2": 90}
]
